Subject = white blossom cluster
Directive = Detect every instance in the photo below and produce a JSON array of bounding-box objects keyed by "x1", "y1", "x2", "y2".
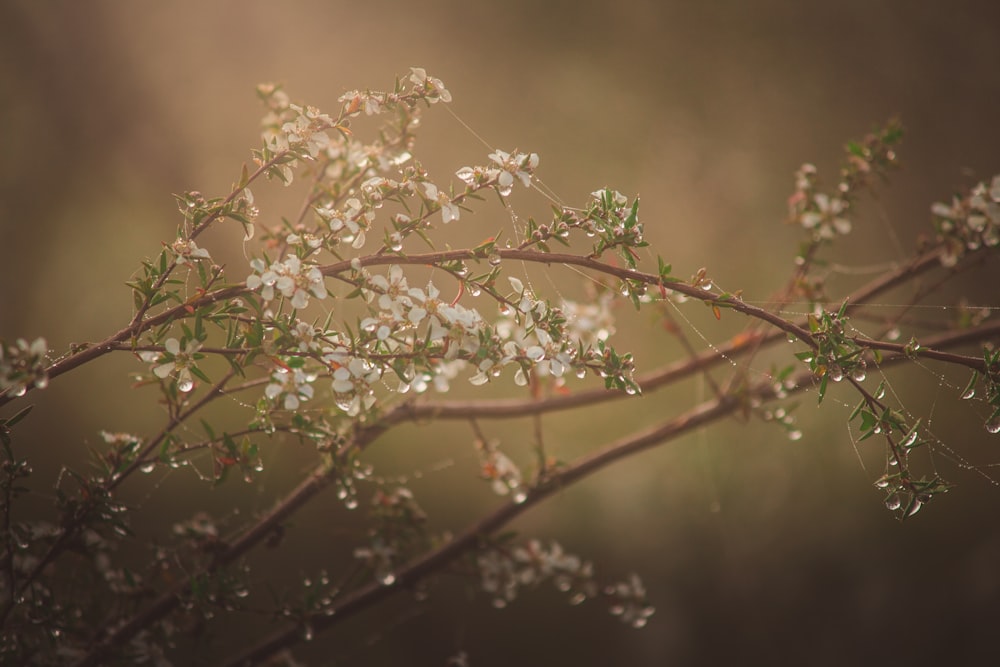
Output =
[
  {"x1": 606, "y1": 573, "x2": 656, "y2": 629},
  {"x1": 0, "y1": 337, "x2": 48, "y2": 397},
  {"x1": 242, "y1": 256, "x2": 631, "y2": 416},
  {"x1": 246, "y1": 255, "x2": 328, "y2": 309},
  {"x1": 356, "y1": 267, "x2": 487, "y2": 381},
  {"x1": 169, "y1": 238, "x2": 211, "y2": 266},
  {"x1": 787, "y1": 164, "x2": 852, "y2": 239},
  {"x1": 931, "y1": 174, "x2": 1000, "y2": 266},
  {"x1": 475, "y1": 437, "x2": 525, "y2": 501},
  {"x1": 456, "y1": 149, "x2": 539, "y2": 198},
  {"x1": 257, "y1": 84, "x2": 334, "y2": 183},
  {"x1": 315, "y1": 197, "x2": 376, "y2": 250},
  {"x1": 408, "y1": 67, "x2": 452, "y2": 104},
  {"x1": 477, "y1": 540, "x2": 597, "y2": 609}
]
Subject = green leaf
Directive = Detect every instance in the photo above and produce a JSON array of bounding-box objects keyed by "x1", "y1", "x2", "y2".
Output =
[
  {"x1": 849, "y1": 398, "x2": 865, "y2": 422},
  {"x1": 190, "y1": 366, "x2": 211, "y2": 384},
  {"x1": 3, "y1": 404, "x2": 34, "y2": 429},
  {"x1": 961, "y1": 370, "x2": 979, "y2": 399},
  {"x1": 200, "y1": 419, "x2": 216, "y2": 441}
]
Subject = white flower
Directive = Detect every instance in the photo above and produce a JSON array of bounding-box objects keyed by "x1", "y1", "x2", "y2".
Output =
[
  {"x1": 488, "y1": 150, "x2": 540, "y2": 195},
  {"x1": 409, "y1": 67, "x2": 452, "y2": 103},
  {"x1": 264, "y1": 365, "x2": 316, "y2": 410},
  {"x1": 171, "y1": 238, "x2": 211, "y2": 266},
  {"x1": 141, "y1": 338, "x2": 201, "y2": 392},
  {"x1": 422, "y1": 182, "x2": 460, "y2": 223},
  {"x1": 246, "y1": 258, "x2": 278, "y2": 301},
  {"x1": 800, "y1": 193, "x2": 851, "y2": 238}
]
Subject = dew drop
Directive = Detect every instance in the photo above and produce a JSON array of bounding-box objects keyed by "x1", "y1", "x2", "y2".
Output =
[
  {"x1": 961, "y1": 386, "x2": 976, "y2": 400},
  {"x1": 885, "y1": 494, "x2": 902, "y2": 511},
  {"x1": 488, "y1": 253, "x2": 502, "y2": 267},
  {"x1": 569, "y1": 592, "x2": 586, "y2": 606},
  {"x1": 851, "y1": 366, "x2": 867, "y2": 382},
  {"x1": 906, "y1": 499, "x2": 923, "y2": 517},
  {"x1": 986, "y1": 418, "x2": 1000, "y2": 434},
  {"x1": 380, "y1": 572, "x2": 397, "y2": 586},
  {"x1": 900, "y1": 430, "x2": 918, "y2": 448},
  {"x1": 575, "y1": 367, "x2": 587, "y2": 379},
  {"x1": 178, "y1": 378, "x2": 195, "y2": 393},
  {"x1": 139, "y1": 462, "x2": 156, "y2": 474},
  {"x1": 302, "y1": 624, "x2": 314, "y2": 641},
  {"x1": 345, "y1": 497, "x2": 359, "y2": 510},
  {"x1": 788, "y1": 430, "x2": 803, "y2": 441},
  {"x1": 874, "y1": 476, "x2": 890, "y2": 489},
  {"x1": 512, "y1": 490, "x2": 528, "y2": 504}
]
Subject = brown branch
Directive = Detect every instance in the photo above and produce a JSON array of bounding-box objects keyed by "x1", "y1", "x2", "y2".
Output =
[
  {"x1": 70, "y1": 420, "x2": 390, "y2": 667},
  {"x1": 68, "y1": 310, "x2": 1000, "y2": 666},
  {"x1": 219, "y1": 389, "x2": 748, "y2": 667}
]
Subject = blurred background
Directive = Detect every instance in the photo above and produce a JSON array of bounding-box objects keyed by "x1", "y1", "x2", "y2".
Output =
[{"x1": 2, "y1": 1, "x2": 1000, "y2": 665}]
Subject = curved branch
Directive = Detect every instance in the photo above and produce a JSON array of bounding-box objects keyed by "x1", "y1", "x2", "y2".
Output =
[
  {"x1": 68, "y1": 309, "x2": 1000, "y2": 666},
  {"x1": 220, "y1": 390, "x2": 747, "y2": 667}
]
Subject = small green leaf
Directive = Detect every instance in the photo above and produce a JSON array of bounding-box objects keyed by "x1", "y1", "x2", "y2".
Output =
[
  {"x1": 849, "y1": 398, "x2": 865, "y2": 422},
  {"x1": 817, "y1": 374, "x2": 828, "y2": 404}
]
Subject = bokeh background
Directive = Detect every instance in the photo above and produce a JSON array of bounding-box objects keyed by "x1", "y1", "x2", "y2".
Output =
[{"x1": 2, "y1": 1, "x2": 1000, "y2": 665}]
